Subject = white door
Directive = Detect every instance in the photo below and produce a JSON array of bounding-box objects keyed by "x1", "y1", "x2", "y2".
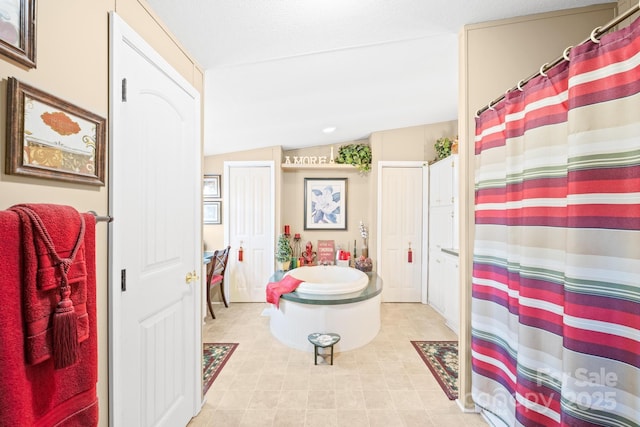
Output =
[
  {"x1": 377, "y1": 162, "x2": 427, "y2": 302},
  {"x1": 224, "y1": 162, "x2": 275, "y2": 302},
  {"x1": 110, "y1": 13, "x2": 201, "y2": 427}
]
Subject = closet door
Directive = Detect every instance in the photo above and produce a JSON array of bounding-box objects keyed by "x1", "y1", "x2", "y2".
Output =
[
  {"x1": 110, "y1": 13, "x2": 201, "y2": 426},
  {"x1": 225, "y1": 161, "x2": 275, "y2": 302},
  {"x1": 378, "y1": 163, "x2": 427, "y2": 302}
]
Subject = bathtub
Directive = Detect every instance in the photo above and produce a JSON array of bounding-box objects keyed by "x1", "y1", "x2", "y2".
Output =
[
  {"x1": 268, "y1": 267, "x2": 382, "y2": 352},
  {"x1": 285, "y1": 266, "x2": 369, "y2": 296}
]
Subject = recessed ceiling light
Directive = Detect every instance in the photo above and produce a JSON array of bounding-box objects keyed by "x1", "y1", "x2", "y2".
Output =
[{"x1": 322, "y1": 126, "x2": 336, "y2": 134}]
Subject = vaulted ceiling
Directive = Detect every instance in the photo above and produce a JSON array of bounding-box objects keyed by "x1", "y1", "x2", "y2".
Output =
[{"x1": 145, "y1": 0, "x2": 610, "y2": 155}]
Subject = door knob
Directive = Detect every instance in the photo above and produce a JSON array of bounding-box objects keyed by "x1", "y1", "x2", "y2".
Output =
[{"x1": 185, "y1": 270, "x2": 199, "y2": 283}]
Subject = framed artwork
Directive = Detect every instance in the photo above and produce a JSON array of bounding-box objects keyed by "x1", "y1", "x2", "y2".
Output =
[
  {"x1": 5, "y1": 77, "x2": 106, "y2": 185},
  {"x1": 203, "y1": 174, "x2": 221, "y2": 199},
  {"x1": 0, "y1": 0, "x2": 36, "y2": 68},
  {"x1": 204, "y1": 200, "x2": 221, "y2": 224},
  {"x1": 304, "y1": 178, "x2": 347, "y2": 230}
]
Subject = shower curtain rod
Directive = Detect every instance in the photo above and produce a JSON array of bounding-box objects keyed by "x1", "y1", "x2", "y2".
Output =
[
  {"x1": 89, "y1": 210, "x2": 114, "y2": 223},
  {"x1": 476, "y1": 2, "x2": 640, "y2": 117}
]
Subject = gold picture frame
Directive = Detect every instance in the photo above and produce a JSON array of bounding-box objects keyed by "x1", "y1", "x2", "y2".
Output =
[{"x1": 5, "y1": 77, "x2": 106, "y2": 186}]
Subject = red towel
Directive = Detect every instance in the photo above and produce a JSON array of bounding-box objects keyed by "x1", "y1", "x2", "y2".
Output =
[
  {"x1": 0, "y1": 209, "x2": 99, "y2": 427},
  {"x1": 10, "y1": 204, "x2": 90, "y2": 366},
  {"x1": 266, "y1": 275, "x2": 303, "y2": 308}
]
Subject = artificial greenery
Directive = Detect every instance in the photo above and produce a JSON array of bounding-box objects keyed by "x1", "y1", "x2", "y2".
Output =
[
  {"x1": 336, "y1": 143, "x2": 372, "y2": 172},
  {"x1": 275, "y1": 234, "x2": 292, "y2": 262},
  {"x1": 434, "y1": 137, "x2": 454, "y2": 160}
]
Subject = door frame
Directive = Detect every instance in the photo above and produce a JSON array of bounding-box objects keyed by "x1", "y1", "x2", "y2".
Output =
[
  {"x1": 376, "y1": 161, "x2": 429, "y2": 303},
  {"x1": 109, "y1": 12, "x2": 202, "y2": 425},
  {"x1": 223, "y1": 161, "x2": 276, "y2": 301}
]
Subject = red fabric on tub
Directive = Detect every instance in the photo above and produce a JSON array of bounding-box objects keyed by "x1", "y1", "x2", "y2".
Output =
[
  {"x1": 266, "y1": 274, "x2": 303, "y2": 308},
  {"x1": 0, "y1": 208, "x2": 98, "y2": 426}
]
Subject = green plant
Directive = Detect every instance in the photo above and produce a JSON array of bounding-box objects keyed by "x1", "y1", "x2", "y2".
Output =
[
  {"x1": 275, "y1": 234, "x2": 292, "y2": 262},
  {"x1": 335, "y1": 143, "x2": 372, "y2": 172},
  {"x1": 434, "y1": 137, "x2": 453, "y2": 160}
]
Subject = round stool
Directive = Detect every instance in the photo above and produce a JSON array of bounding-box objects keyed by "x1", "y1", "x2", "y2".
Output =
[{"x1": 307, "y1": 333, "x2": 341, "y2": 365}]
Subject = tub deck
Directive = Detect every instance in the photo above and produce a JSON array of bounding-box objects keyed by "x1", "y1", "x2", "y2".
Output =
[
  {"x1": 271, "y1": 270, "x2": 382, "y2": 304},
  {"x1": 267, "y1": 270, "x2": 383, "y2": 352}
]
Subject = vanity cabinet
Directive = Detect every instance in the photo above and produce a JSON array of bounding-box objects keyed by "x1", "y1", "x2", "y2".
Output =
[
  {"x1": 442, "y1": 250, "x2": 459, "y2": 334},
  {"x1": 427, "y1": 249, "x2": 446, "y2": 314},
  {"x1": 428, "y1": 155, "x2": 459, "y2": 335}
]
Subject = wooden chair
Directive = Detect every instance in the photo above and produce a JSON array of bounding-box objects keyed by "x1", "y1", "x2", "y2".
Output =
[{"x1": 205, "y1": 246, "x2": 230, "y2": 319}]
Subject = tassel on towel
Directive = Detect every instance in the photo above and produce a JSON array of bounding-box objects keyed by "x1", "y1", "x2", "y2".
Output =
[
  {"x1": 53, "y1": 259, "x2": 80, "y2": 369},
  {"x1": 11, "y1": 205, "x2": 86, "y2": 369},
  {"x1": 53, "y1": 291, "x2": 79, "y2": 369}
]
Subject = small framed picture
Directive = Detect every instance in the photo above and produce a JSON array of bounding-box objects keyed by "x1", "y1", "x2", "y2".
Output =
[
  {"x1": 204, "y1": 200, "x2": 221, "y2": 224},
  {"x1": 5, "y1": 77, "x2": 106, "y2": 185},
  {"x1": 304, "y1": 178, "x2": 347, "y2": 230},
  {"x1": 203, "y1": 174, "x2": 221, "y2": 199}
]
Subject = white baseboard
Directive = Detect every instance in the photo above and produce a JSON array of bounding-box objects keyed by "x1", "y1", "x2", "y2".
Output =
[{"x1": 455, "y1": 398, "x2": 481, "y2": 413}]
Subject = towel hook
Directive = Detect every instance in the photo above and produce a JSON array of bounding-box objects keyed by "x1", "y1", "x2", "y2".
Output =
[
  {"x1": 590, "y1": 26, "x2": 602, "y2": 44},
  {"x1": 89, "y1": 211, "x2": 114, "y2": 223}
]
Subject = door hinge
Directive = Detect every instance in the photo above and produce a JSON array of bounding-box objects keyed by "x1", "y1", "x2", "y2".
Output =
[
  {"x1": 121, "y1": 268, "x2": 127, "y2": 292},
  {"x1": 121, "y1": 78, "x2": 127, "y2": 102}
]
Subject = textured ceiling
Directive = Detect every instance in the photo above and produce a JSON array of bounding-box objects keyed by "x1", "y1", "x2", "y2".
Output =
[{"x1": 145, "y1": 0, "x2": 610, "y2": 155}]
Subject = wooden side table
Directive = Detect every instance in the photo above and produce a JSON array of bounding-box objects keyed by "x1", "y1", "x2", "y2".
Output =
[{"x1": 308, "y1": 333, "x2": 341, "y2": 365}]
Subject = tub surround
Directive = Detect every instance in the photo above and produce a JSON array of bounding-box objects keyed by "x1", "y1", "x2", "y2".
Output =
[
  {"x1": 285, "y1": 265, "x2": 369, "y2": 296},
  {"x1": 267, "y1": 269, "x2": 382, "y2": 352}
]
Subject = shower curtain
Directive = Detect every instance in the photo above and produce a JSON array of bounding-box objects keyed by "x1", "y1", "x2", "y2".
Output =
[{"x1": 472, "y1": 16, "x2": 640, "y2": 427}]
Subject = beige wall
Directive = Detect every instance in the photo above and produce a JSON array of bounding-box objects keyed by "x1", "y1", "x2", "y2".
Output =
[
  {"x1": 282, "y1": 143, "x2": 369, "y2": 261},
  {"x1": 617, "y1": 0, "x2": 640, "y2": 27},
  {"x1": 203, "y1": 121, "x2": 458, "y2": 268},
  {"x1": 0, "y1": 1, "x2": 203, "y2": 425},
  {"x1": 368, "y1": 121, "x2": 457, "y2": 257},
  {"x1": 202, "y1": 145, "x2": 283, "y2": 251},
  {"x1": 457, "y1": 3, "x2": 617, "y2": 409}
]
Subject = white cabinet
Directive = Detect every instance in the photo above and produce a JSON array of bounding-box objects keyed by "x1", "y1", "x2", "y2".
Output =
[
  {"x1": 427, "y1": 249, "x2": 446, "y2": 314},
  {"x1": 429, "y1": 154, "x2": 456, "y2": 207},
  {"x1": 428, "y1": 155, "x2": 459, "y2": 335},
  {"x1": 442, "y1": 251, "x2": 459, "y2": 334},
  {"x1": 429, "y1": 206, "x2": 454, "y2": 250}
]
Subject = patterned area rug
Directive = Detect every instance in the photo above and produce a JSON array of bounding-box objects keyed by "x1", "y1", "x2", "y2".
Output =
[
  {"x1": 411, "y1": 341, "x2": 458, "y2": 400},
  {"x1": 203, "y1": 343, "x2": 238, "y2": 395}
]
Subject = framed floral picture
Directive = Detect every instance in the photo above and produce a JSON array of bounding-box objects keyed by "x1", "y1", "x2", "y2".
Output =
[
  {"x1": 204, "y1": 200, "x2": 221, "y2": 224},
  {"x1": 203, "y1": 174, "x2": 221, "y2": 199},
  {"x1": 304, "y1": 178, "x2": 347, "y2": 230},
  {"x1": 0, "y1": 0, "x2": 36, "y2": 68},
  {"x1": 5, "y1": 77, "x2": 106, "y2": 185}
]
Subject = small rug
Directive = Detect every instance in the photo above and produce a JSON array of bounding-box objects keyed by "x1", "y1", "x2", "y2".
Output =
[
  {"x1": 411, "y1": 340, "x2": 458, "y2": 400},
  {"x1": 203, "y1": 343, "x2": 238, "y2": 395}
]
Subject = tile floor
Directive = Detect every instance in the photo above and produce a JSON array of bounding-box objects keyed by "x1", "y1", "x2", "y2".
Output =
[{"x1": 188, "y1": 302, "x2": 488, "y2": 427}]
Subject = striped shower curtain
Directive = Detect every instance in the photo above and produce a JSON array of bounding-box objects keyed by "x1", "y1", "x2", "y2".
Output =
[{"x1": 472, "y1": 16, "x2": 640, "y2": 427}]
